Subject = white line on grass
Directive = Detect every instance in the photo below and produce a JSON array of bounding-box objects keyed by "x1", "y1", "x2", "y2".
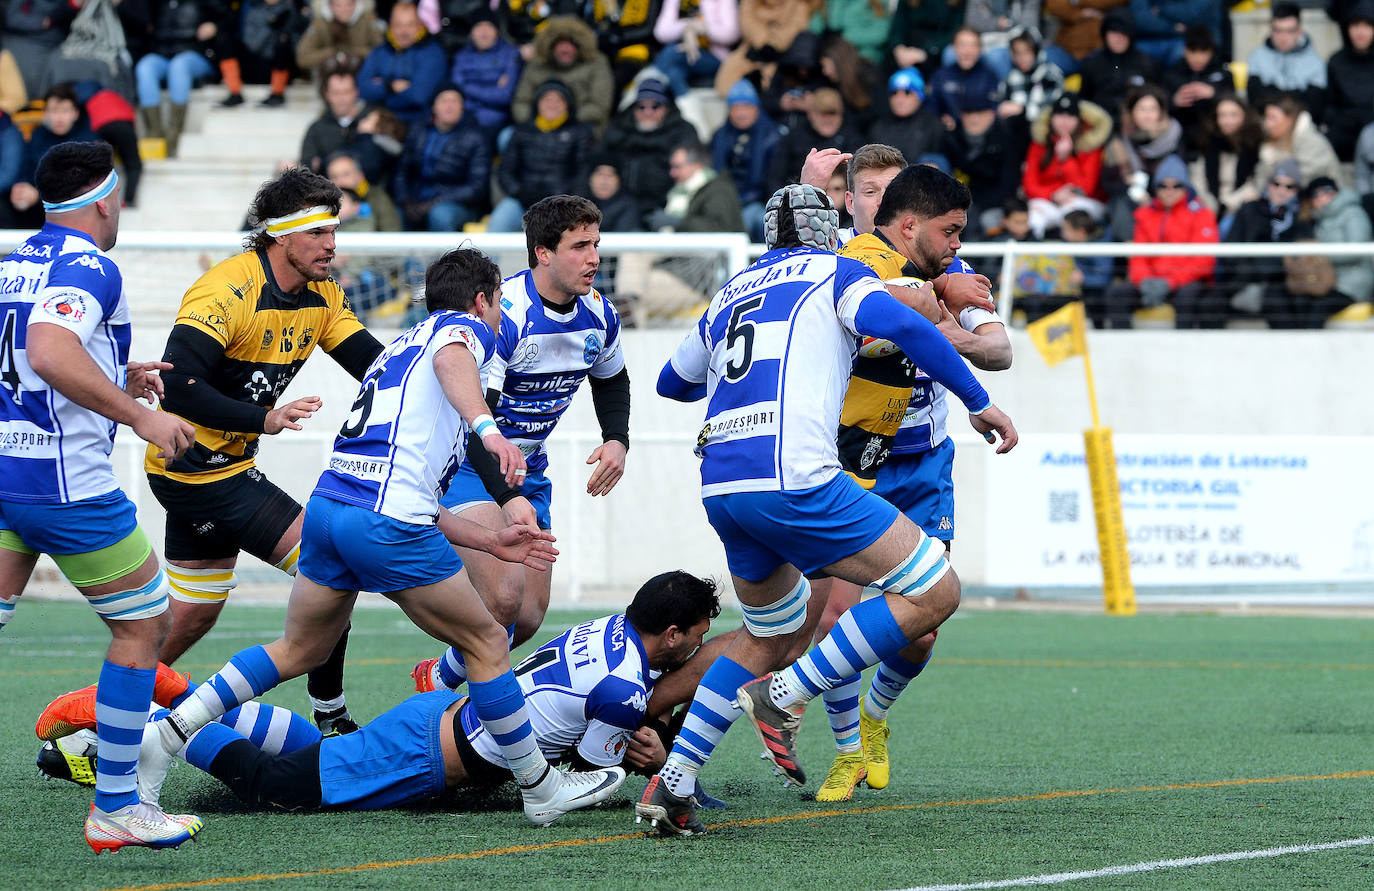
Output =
[{"x1": 894, "y1": 836, "x2": 1374, "y2": 890}]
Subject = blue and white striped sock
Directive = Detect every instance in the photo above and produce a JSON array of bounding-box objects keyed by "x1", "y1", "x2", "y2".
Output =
[
  {"x1": 774, "y1": 597, "x2": 909, "y2": 709},
  {"x1": 173, "y1": 645, "x2": 281, "y2": 737},
  {"x1": 182, "y1": 700, "x2": 323, "y2": 769},
  {"x1": 661, "y1": 656, "x2": 753, "y2": 798},
  {"x1": 220, "y1": 700, "x2": 322, "y2": 755},
  {"x1": 437, "y1": 647, "x2": 466, "y2": 688},
  {"x1": 468, "y1": 670, "x2": 548, "y2": 788},
  {"x1": 94, "y1": 661, "x2": 156, "y2": 812},
  {"x1": 865, "y1": 652, "x2": 930, "y2": 721},
  {"x1": 437, "y1": 625, "x2": 514, "y2": 689},
  {"x1": 822, "y1": 674, "x2": 863, "y2": 753}
]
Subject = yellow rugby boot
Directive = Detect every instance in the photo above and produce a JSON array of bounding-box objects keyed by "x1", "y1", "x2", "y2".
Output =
[
  {"x1": 859, "y1": 698, "x2": 891, "y2": 789},
  {"x1": 815, "y1": 751, "x2": 867, "y2": 802}
]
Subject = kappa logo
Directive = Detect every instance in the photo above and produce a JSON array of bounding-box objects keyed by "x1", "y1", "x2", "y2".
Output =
[
  {"x1": 621, "y1": 691, "x2": 648, "y2": 712},
  {"x1": 206, "y1": 453, "x2": 229, "y2": 465},
  {"x1": 71, "y1": 254, "x2": 104, "y2": 275},
  {"x1": 194, "y1": 521, "x2": 215, "y2": 535},
  {"x1": 937, "y1": 516, "x2": 953, "y2": 532}
]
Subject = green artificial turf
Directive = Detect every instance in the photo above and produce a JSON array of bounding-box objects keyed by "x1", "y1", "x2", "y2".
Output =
[{"x1": 3, "y1": 600, "x2": 1371, "y2": 890}]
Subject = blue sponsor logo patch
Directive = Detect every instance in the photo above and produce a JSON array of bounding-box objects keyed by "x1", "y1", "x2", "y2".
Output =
[{"x1": 583, "y1": 333, "x2": 602, "y2": 365}]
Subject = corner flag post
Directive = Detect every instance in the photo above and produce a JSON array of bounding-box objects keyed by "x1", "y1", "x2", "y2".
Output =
[{"x1": 1027, "y1": 303, "x2": 1136, "y2": 615}]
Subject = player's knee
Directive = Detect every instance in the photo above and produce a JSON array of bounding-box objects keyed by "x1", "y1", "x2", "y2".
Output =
[
  {"x1": 484, "y1": 571, "x2": 525, "y2": 628},
  {"x1": 167, "y1": 565, "x2": 238, "y2": 606},
  {"x1": 513, "y1": 599, "x2": 547, "y2": 646},
  {"x1": 924, "y1": 567, "x2": 961, "y2": 624}
]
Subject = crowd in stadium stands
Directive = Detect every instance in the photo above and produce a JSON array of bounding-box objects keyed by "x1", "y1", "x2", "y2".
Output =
[{"x1": 2, "y1": 0, "x2": 1373, "y2": 328}]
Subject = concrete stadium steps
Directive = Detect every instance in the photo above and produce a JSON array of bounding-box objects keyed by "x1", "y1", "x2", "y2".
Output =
[{"x1": 124, "y1": 85, "x2": 322, "y2": 233}]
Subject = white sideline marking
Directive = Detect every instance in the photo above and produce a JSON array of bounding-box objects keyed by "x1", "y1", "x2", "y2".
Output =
[{"x1": 894, "y1": 836, "x2": 1374, "y2": 890}]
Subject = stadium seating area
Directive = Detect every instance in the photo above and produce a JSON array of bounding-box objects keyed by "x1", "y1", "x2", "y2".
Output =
[{"x1": 3, "y1": 0, "x2": 1373, "y2": 328}]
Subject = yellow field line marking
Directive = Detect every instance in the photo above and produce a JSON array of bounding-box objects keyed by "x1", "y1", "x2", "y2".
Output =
[
  {"x1": 10, "y1": 654, "x2": 1373, "y2": 681},
  {"x1": 937, "y1": 657, "x2": 1374, "y2": 672},
  {"x1": 104, "y1": 770, "x2": 1374, "y2": 891}
]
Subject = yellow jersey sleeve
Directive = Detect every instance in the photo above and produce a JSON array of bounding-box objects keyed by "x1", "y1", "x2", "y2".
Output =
[{"x1": 318, "y1": 281, "x2": 366, "y2": 351}]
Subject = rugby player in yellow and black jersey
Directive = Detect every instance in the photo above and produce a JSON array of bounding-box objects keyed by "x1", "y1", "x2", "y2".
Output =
[{"x1": 146, "y1": 168, "x2": 384, "y2": 734}]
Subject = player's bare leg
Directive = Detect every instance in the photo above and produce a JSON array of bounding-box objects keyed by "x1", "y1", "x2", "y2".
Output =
[
  {"x1": 159, "y1": 561, "x2": 233, "y2": 663},
  {"x1": 638, "y1": 564, "x2": 814, "y2": 835},
  {"x1": 514, "y1": 561, "x2": 552, "y2": 646},
  {"x1": 412, "y1": 502, "x2": 525, "y2": 693},
  {"x1": 739, "y1": 515, "x2": 959, "y2": 787},
  {"x1": 80, "y1": 551, "x2": 202, "y2": 851},
  {"x1": 0, "y1": 544, "x2": 38, "y2": 631}
]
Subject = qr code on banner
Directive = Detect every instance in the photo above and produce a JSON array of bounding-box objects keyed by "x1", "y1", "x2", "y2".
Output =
[{"x1": 1049, "y1": 490, "x2": 1078, "y2": 523}]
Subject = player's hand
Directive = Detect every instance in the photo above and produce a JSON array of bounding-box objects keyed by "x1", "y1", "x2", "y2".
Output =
[
  {"x1": 799, "y1": 147, "x2": 853, "y2": 190},
  {"x1": 264, "y1": 396, "x2": 322, "y2": 434},
  {"x1": 391, "y1": 79, "x2": 411, "y2": 93},
  {"x1": 134, "y1": 410, "x2": 196, "y2": 461},
  {"x1": 586, "y1": 440, "x2": 627, "y2": 496},
  {"x1": 490, "y1": 523, "x2": 558, "y2": 570},
  {"x1": 482, "y1": 433, "x2": 527, "y2": 487},
  {"x1": 969, "y1": 404, "x2": 1018, "y2": 454},
  {"x1": 124, "y1": 360, "x2": 172, "y2": 404},
  {"x1": 623, "y1": 725, "x2": 667, "y2": 774},
  {"x1": 502, "y1": 496, "x2": 538, "y2": 529},
  {"x1": 938, "y1": 272, "x2": 995, "y2": 315}
]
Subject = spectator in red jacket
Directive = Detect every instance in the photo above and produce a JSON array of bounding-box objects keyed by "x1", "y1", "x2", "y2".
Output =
[
  {"x1": 1097, "y1": 154, "x2": 1222, "y2": 328},
  {"x1": 74, "y1": 80, "x2": 143, "y2": 207},
  {"x1": 1022, "y1": 92, "x2": 1112, "y2": 237}
]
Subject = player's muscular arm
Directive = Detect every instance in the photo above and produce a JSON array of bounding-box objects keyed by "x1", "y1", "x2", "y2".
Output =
[
  {"x1": 436, "y1": 508, "x2": 558, "y2": 569},
  {"x1": 160, "y1": 325, "x2": 272, "y2": 432},
  {"x1": 26, "y1": 324, "x2": 194, "y2": 459},
  {"x1": 325, "y1": 329, "x2": 385, "y2": 381},
  {"x1": 936, "y1": 312, "x2": 1013, "y2": 371},
  {"x1": 435, "y1": 343, "x2": 525, "y2": 487},
  {"x1": 465, "y1": 390, "x2": 523, "y2": 506}
]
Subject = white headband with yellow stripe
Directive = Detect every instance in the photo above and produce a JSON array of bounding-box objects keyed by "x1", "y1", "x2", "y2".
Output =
[{"x1": 264, "y1": 205, "x2": 339, "y2": 237}]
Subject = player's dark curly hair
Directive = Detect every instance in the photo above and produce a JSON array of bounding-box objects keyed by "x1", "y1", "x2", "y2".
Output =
[
  {"x1": 425, "y1": 246, "x2": 502, "y2": 314},
  {"x1": 626, "y1": 571, "x2": 722, "y2": 636},
  {"x1": 873, "y1": 163, "x2": 971, "y2": 227},
  {"x1": 35, "y1": 141, "x2": 114, "y2": 207},
  {"x1": 243, "y1": 166, "x2": 343, "y2": 252},
  {"x1": 523, "y1": 194, "x2": 602, "y2": 268}
]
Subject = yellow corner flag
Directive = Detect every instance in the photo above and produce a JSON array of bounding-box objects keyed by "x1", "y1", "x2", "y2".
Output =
[{"x1": 1026, "y1": 302, "x2": 1087, "y2": 368}]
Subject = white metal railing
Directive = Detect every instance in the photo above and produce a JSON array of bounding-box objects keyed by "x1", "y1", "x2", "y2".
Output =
[{"x1": 6, "y1": 229, "x2": 1367, "y2": 324}]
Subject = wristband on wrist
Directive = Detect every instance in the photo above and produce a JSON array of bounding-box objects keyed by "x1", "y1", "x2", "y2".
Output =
[{"x1": 472, "y1": 414, "x2": 500, "y2": 439}]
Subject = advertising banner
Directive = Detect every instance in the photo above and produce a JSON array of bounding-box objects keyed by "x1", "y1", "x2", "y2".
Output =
[{"x1": 984, "y1": 435, "x2": 1374, "y2": 586}]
